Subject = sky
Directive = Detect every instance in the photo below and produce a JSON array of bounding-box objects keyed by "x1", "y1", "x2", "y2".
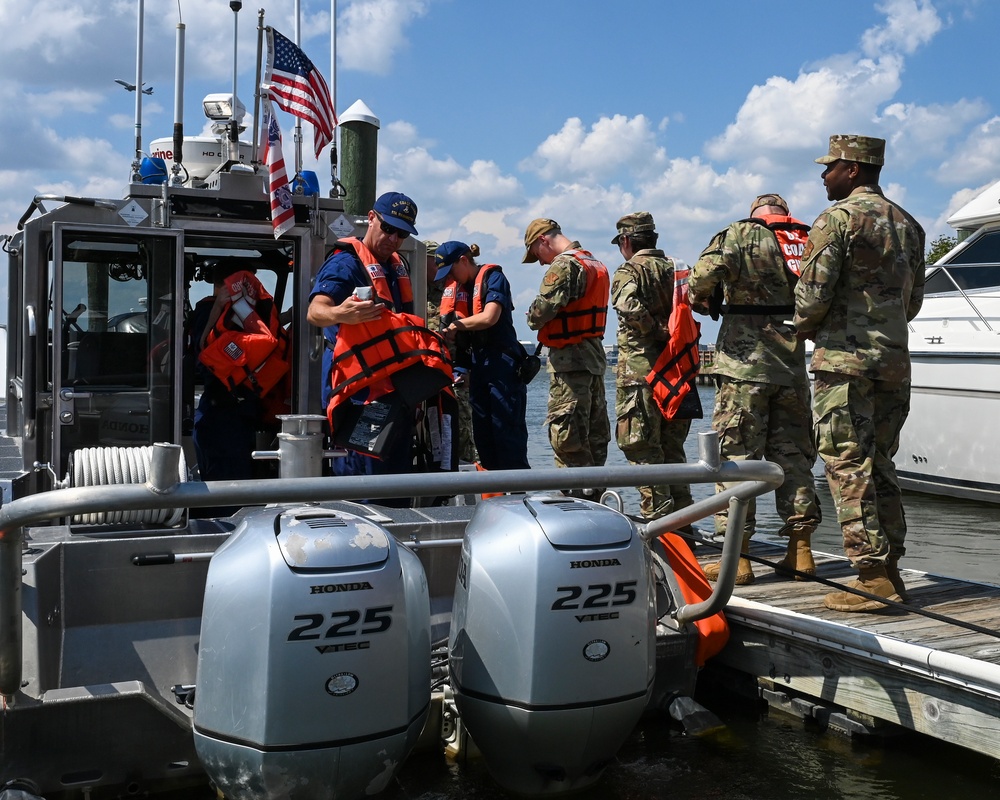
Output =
[{"x1": 3, "y1": 0, "x2": 1000, "y2": 341}]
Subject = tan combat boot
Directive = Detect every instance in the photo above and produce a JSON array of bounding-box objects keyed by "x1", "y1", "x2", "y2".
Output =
[
  {"x1": 885, "y1": 555, "x2": 911, "y2": 602},
  {"x1": 703, "y1": 534, "x2": 754, "y2": 586},
  {"x1": 773, "y1": 527, "x2": 816, "y2": 581},
  {"x1": 823, "y1": 564, "x2": 901, "y2": 612}
]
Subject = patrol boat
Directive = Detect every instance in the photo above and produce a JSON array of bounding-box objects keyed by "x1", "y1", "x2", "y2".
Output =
[
  {"x1": 0, "y1": 11, "x2": 784, "y2": 800},
  {"x1": 893, "y1": 178, "x2": 1000, "y2": 503}
]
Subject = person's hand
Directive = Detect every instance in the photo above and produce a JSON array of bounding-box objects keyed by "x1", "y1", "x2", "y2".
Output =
[
  {"x1": 339, "y1": 295, "x2": 385, "y2": 324},
  {"x1": 795, "y1": 328, "x2": 815, "y2": 342}
]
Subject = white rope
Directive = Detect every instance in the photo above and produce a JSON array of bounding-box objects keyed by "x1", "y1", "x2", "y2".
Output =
[{"x1": 70, "y1": 446, "x2": 188, "y2": 527}]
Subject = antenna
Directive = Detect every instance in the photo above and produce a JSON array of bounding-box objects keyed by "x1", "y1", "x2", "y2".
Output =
[
  {"x1": 129, "y1": 0, "x2": 147, "y2": 183},
  {"x1": 228, "y1": 1, "x2": 243, "y2": 165},
  {"x1": 171, "y1": 1, "x2": 186, "y2": 184}
]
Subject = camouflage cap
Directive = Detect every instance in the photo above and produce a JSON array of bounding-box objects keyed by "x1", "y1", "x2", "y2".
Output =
[
  {"x1": 611, "y1": 211, "x2": 656, "y2": 245},
  {"x1": 750, "y1": 194, "x2": 789, "y2": 215},
  {"x1": 522, "y1": 218, "x2": 559, "y2": 263},
  {"x1": 423, "y1": 240, "x2": 439, "y2": 257},
  {"x1": 815, "y1": 135, "x2": 886, "y2": 166}
]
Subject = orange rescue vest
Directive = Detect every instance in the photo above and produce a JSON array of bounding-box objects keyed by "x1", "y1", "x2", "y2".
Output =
[
  {"x1": 471, "y1": 264, "x2": 501, "y2": 315},
  {"x1": 326, "y1": 308, "x2": 454, "y2": 427},
  {"x1": 646, "y1": 265, "x2": 702, "y2": 420},
  {"x1": 537, "y1": 250, "x2": 609, "y2": 347},
  {"x1": 198, "y1": 271, "x2": 290, "y2": 398},
  {"x1": 333, "y1": 236, "x2": 414, "y2": 307},
  {"x1": 439, "y1": 279, "x2": 472, "y2": 326}
]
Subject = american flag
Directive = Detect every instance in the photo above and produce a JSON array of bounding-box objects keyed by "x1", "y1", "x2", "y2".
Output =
[
  {"x1": 260, "y1": 95, "x2": 295, "y2": 238},
  {"x1": 265, "y1": 27, "x2": 336, "y2": 158}
]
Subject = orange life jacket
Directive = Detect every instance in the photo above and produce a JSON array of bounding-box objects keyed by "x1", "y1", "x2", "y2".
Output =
[
  {"x1": 439, "y1": 279, "x2": 472, "y2": 326},
  {"x1": 653, "y1": 533, "x2": 729, "y2": 667},
  {"x1": 326, "y1": 307, "x2": 454, "y2": 430},
  {"x1": 471, "y1": 264, "x2": 501, "y2": 315},
  {"x1": 754, "y1": 214, "x2": 809, "y2": 277},
  {"x1": 537, "y1": 250, "x2": 609, "y2": 347},
  {"x1": 198, "y1": 270, "x2": 290, "y2": 398},
  {"x1": 646, "y1": 265, "x2": 702, "y2": 421},
  {"x1": 334, "y1": 236, "x2": 414, "y2": 307}
]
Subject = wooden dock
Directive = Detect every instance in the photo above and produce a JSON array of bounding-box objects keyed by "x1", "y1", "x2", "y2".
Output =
[{"x1": 695, "y1": 539, "x2": 1000, "y2": 760}]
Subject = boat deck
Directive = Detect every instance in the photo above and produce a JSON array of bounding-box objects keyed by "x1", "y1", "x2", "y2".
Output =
[{"x1": 697, "y1": 539, "x2": 1000, "y2": 760}]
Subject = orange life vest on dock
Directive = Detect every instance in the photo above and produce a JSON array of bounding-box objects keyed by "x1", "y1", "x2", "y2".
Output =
[
  {"x1": 646, "y1": 265, "x2": 702, "y2": 420},
  {"x1": 537, "y1": 250, "x2": 609, "y2": 347},
  {"x1": 198, "y1": 270, "x2": 290, "y2": 398}
]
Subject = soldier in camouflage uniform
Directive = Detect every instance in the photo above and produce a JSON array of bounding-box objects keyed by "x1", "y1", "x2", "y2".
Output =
[
  {"x1": 611, "y1": 212, "x2": 693, "y2": 521},
  {"x1": 689, "y1": 194, "x2": 821, "y2": 585},
  {"x1": 424, "y1": 240, "x2": 477, "y2": 463},
  {"x1": 524, "y1": 219, "x2": 611, "y2": 493},
  {"x1": 795, "y1": 135, "x2": 925, "y2": 612}
]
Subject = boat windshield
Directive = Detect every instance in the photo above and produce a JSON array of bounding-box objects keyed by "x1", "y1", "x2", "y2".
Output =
[{"x1": 926, "y1": 228, "x2": 1000, "y2": 294}]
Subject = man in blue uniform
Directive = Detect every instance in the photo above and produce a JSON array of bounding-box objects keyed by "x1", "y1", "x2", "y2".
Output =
[{"x1": 307, "y1": 191, "x2": 432, "y2": 491}]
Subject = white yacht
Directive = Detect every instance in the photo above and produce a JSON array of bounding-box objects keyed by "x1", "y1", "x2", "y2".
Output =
[{"x1": 894, "y1": 180, "x2": 1000, "y2": 503}]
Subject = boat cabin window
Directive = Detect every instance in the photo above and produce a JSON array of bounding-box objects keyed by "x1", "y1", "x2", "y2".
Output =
[
  {"x1": 925, "y1": 229, "x2": 1000, "y2": 294},
  {"x1": 53, "y1": 232, "x2": 178, "y2": 468}
]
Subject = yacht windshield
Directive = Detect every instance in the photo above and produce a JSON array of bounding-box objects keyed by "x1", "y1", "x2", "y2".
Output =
[{"x1": 926, "y1": 229, "x2": 1000, "y2": 294}]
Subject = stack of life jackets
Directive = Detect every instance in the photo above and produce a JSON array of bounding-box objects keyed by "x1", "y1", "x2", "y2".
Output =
[
  {"x1": 324, "y1": 238, "x2": 455, "y2": 459},
  {"x1": 646, "y1": 264, "x2": 703, "y2": 421},
  {"x1": 198, "y1": 270, "x2": 290, "y2": 401}
]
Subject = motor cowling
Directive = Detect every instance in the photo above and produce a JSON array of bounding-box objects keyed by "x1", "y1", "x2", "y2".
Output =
[
  {"x1": 193, "y1": 505, "x2": 430, "y2": 800},
  {"x1": 448, "y1": 494, "x2": 656, "y2": 796}
]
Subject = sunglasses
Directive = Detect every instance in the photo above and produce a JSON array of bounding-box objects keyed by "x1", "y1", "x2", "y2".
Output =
[{"x1": 375, "y1": 213, "x2": 411, "y2": 240}]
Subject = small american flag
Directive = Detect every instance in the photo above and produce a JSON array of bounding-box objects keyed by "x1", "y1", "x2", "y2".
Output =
[
  {"x1": 265, "y1": 27, "x2": 336, "y2": 158},
  {"x1": 260, "y1": 95, "x2": 295, "y2": 238}
]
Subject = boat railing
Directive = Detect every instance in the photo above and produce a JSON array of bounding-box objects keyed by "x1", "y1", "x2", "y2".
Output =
[
  {"x1": 0, "y1": 426, "x2": 784, "y2": 698},
  {"x1": 916, "y1": 265, "x2": 995, "y2": 332}
]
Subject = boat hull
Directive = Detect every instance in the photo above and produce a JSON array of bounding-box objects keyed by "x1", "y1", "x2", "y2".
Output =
[{"x1": 894, "y1": 351, "x2": 1000, "y2": 503}]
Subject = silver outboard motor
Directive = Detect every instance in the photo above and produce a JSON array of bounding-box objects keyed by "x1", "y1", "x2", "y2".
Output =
[
  {"x1": 449, "y1": 494, "x2": 656, "y2": 796},
  {"x1": 193, "y1": 505, "x2": 430, "y2": 800}
]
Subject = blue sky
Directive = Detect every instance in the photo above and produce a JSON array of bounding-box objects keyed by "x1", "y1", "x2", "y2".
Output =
[{"x1": 2, "y1": 0, "x2": 1000, "y2": 340}]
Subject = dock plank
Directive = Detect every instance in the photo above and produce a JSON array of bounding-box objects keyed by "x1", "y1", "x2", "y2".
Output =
[{"x1": 695, "y1": 538, "x2": 1000, "y2": 762}]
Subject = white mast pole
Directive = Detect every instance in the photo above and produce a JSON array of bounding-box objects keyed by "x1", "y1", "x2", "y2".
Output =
[
  {"x1": 130, "y1": 0, "x2": 145, "y2": 182},
  {"x1": 330, "y1": 0, "x2": 342, "y2": 196}
]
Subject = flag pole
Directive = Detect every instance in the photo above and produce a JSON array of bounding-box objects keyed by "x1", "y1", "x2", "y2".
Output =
[
  {"x1": 330, "y1": 0, "x2": 343, "y2": 197},
  {"x1": 251, "y1": 9, "x2": 265, "y2": 168},
  {"x1": 293, "y1": 0, "x2": 304, "y2": 178}
]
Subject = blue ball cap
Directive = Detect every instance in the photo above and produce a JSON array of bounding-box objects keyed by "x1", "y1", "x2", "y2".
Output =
[
  {"x1": 434, "y1": 241, "x2": 471, "y2": 281},
  {"x1": 373, "y1": 191, "x2": 419, "y2": 235}
]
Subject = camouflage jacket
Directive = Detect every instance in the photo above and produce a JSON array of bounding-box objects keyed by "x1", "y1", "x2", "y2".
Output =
[
  {"x1": 689, "y1": 220, "x2": 807, "y2": 386},
  {"x1": 611, "y1": 249, "x2": 674, "y2": 386},
  {"x1": 425, "y1": 282, "x2": 444, "y2": 333},
  {"x1": 793, "y1": 185, "x2": 925, "y2": 382},
  {"x1": 526, "y1": 241, "x2": 607, "y2": 375}
]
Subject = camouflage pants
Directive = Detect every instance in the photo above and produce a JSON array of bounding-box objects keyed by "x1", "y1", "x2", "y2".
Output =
[
  {"x1": 616, "y1": 383, "x2": 693, "y2": 520},
  {"x1": 713, "y1": 378, "x2": 821, "y2": 537},
  {"x1": 547, "y1": 370, "x2": 610, "y2": 470},
  {"x1": 813, "y1": 371, "x2": 909, "y2": 566},
  {"x1": 455, "y1": 377, "x2": 478, "y2": 464}
]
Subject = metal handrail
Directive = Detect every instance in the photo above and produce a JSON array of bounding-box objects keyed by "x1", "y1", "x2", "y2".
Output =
[{"x1": 0, "y1": 431, "x2": 784, "y2": 697}]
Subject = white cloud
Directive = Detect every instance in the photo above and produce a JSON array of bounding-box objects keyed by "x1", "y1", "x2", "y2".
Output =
[
  {"x1": 520, "y1": 115, "x2": 666, "y2": 182},
  {"x1": 338, "y1": 0, "x2": 429, "y2": 75},
  {"x1": 935, "y1": 117, "x2": 1000, "y2": 184},
  {"x1": 861, "y1": 0, "x2": 943, "y2": 58}
]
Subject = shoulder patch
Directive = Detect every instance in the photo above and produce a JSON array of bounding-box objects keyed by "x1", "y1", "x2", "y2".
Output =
[{"x1": 543, "y1": 271, "x2": 560, "y2": 286}]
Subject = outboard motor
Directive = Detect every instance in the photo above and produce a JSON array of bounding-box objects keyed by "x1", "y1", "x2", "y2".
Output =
[
  {"x1": 193, "y1": 505, "x2": 430, "y2": 800},
  {"x1": 449, "y1": 494, "x2": 656, "y2": 796}
]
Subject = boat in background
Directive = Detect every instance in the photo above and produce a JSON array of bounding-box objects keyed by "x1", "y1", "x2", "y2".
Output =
[{"x1": 895, "y1": 179, "x2": 1000, "y2": 503}]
